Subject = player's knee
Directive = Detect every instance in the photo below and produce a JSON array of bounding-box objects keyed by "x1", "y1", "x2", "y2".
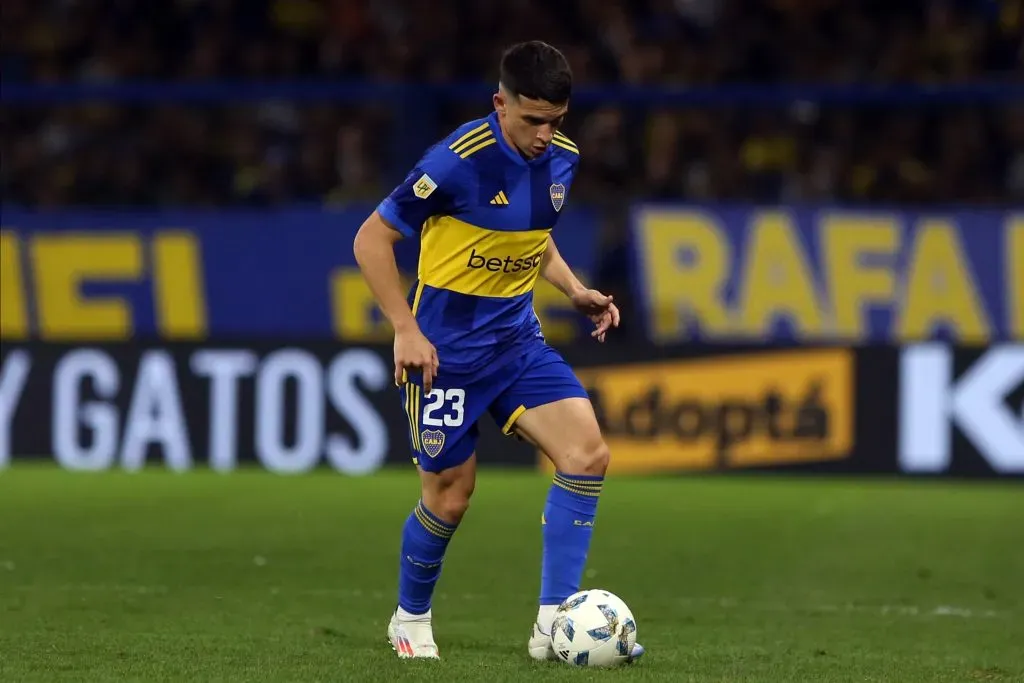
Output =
[
  {"x1": 422, "y1": 467, "x2": 475, "y2": 525},
  {"x1": 442, "y1": 491, "x2": 472, "y2": 523},
  {"x1": 427, "y1": 486, "x2": 472, "y2": 524},
  {"x1": 564, "y1": 438, "x2": 610, "y2": 477},
  {"x1": 586, "y1": 439, "x2": 611, "y2": 476}
]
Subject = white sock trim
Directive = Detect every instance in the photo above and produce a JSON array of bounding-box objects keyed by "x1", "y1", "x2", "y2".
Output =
[
  {"x1": 536, "y1": 604, "x2": 558, "y2": 632},
  {"x1": 397, "y1": 606, "x2": 431, "y2": 621}
]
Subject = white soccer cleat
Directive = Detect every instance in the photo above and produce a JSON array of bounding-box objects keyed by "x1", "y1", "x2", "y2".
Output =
[
  {"x1": 528, "y1": 622, "x2": 560, "y2": 661},
  {"x1": 529, "y1": 621, "x2": 647, "y2": 664},
  {"x1": 387, "y1": 610, "x2": 440, "y2": 659}
]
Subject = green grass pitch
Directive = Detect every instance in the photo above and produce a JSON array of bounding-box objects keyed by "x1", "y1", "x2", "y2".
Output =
[{"x1": 1, "y1": 465, "x2": 1022, "y2": 682}]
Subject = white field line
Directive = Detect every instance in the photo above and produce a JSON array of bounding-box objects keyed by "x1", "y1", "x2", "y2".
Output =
[{"x1": 11, "y1": 583, "x2": 1010, "y2": 619}]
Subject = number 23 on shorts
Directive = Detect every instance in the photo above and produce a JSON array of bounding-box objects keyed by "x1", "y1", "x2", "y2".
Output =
[
  {"x1": 403, "y1": 384, "x2": 468, "y2": 463},
  {"x1": 423, "y1": 388, "x2": 466, "y2": 428}
]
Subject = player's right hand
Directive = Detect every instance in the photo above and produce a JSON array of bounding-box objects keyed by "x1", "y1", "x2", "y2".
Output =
[{"x1": 394, "y1": 326, "x2": 439, "y2": 393}]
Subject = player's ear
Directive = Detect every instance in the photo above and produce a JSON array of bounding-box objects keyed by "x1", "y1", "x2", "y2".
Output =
[{"x1": 493, "y1": 91, "x2": 506, "y2": 117}]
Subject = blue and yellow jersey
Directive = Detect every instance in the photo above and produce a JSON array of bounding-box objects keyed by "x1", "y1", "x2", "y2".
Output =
[{"x1": 376, "y1": 111, "x2": 580, "y2": 376}]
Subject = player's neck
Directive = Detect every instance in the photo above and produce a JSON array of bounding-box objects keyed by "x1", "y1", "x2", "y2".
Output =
[{"x1": 496, "y1": 117, "x2": 529, "y2": 161}]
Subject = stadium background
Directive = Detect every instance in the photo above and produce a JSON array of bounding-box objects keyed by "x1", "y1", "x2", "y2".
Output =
[{"x1": 1, "y1": 2, "x2": 1023, "y2": 681}]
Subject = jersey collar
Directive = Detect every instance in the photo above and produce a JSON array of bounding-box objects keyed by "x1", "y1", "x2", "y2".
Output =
[{"x1": 488, "y1": 112, "x2": 552, "y2": 167}]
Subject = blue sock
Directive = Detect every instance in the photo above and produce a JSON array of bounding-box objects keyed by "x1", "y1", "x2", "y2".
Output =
[
  {"x1": 539, "y1": 471, "x2": 603, "y2": 606},
  {"x1": 397, "y1": 500, "x2": 457, "y2": 615}
]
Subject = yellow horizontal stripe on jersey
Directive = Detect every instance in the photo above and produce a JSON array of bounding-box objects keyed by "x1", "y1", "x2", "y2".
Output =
[
  {"x1": 551, "y1": 139, "x2": 578, "y2": 155},
  {"x1": 419, "y1": 216, "x2": 550, "y2": 298},
  {"x1": 449, "y1": 122, "x2": 490, "y2": 151}
]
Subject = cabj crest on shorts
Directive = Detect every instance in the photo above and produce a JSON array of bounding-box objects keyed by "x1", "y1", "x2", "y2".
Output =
[{"x1": 420, "y1": 430, "x2": 445, "y2": 458}]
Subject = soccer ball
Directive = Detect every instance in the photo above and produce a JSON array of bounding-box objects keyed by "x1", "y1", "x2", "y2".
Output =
[{"x1": 549, "y1": 589, "x2": 637, "y2": 667}]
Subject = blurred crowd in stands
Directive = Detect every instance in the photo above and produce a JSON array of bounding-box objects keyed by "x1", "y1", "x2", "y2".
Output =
[{"x1": 2, "y1": 0, "x2": 1022, "y2": 208}]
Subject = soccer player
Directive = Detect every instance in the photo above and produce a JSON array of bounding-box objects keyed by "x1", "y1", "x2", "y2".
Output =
[{"x1": 353, "y1": 40, "x2": 644, "y2": 663}]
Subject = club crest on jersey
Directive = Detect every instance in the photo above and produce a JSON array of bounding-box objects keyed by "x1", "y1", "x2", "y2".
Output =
[
  {"x1": 549, "y1": 183, "x2": 566, "y2": 211},
  {"x1": 421, "y1": 429, "x2": 445, "y2": 458}
]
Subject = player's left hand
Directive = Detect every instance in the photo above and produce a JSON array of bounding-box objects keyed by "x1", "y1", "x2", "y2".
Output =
[{"x1": 570, "y1": 289, "x2": 620, "y2": 343}]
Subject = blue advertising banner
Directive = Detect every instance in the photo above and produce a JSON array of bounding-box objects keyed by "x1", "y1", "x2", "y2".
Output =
[
  {"x1": 8, "y1": 204, "x2": 1019, "y2": 345},
  {"x1": 0, "y1": 207, "x2": 599, "y2": 343},
  {"x1": 629, "y1": 205, "x2": 1024, "y2": 343}
]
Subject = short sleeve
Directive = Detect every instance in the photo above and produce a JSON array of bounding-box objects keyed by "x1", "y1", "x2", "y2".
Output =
[{"x1": 376, "y1": 145, "x2": 461, "y2": 238}]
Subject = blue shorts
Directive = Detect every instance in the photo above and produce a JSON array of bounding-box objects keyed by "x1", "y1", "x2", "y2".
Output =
[{"x1": 398, "y1": 342, "x2": 588, "y2": 472}]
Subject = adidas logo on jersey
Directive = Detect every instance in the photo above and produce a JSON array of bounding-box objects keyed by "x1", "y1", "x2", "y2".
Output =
[{"x1": 489, "y1": 191, "x2": 509, "y2": 206}]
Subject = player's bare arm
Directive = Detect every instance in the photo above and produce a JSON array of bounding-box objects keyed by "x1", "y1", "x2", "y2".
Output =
[
  {"x1": 540, "y1": 235, "x2": 620, "y2": 342},
  {"x1": 353, "y1": 211, "x2": 439, "y2": 391}
]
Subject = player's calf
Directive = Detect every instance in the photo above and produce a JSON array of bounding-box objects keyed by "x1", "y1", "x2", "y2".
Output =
[
  {"x1": 534, "y1": 439, "x2": 609, "y2": 637},
  {"x1": 389, "y1": 499, "x2": 454, "y2": 660},
  {"x1": 395, "y1": 457, "x2": 475, "y2": 623},
  {"x1": 397, "y1": 499, "x2": 457, "y2": 615},
  {"x1": 538, "y1": 433, "x2": 609, "y2": 623},
  {"x1": 508, "y1": 398, "x2": 611, "y2": 635},
  {"x1": 536, "y1": 467, "x2": 604, "y2": 627}
]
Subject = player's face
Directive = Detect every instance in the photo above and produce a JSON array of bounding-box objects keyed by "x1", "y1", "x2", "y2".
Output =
[{"x1": 497, "y1": 93, "x2": 568, "y2": 159}]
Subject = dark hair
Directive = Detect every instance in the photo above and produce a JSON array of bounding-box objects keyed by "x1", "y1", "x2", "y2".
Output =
[{"x1": 499, "y1": 41, "x2": 573, "y2": 104}]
